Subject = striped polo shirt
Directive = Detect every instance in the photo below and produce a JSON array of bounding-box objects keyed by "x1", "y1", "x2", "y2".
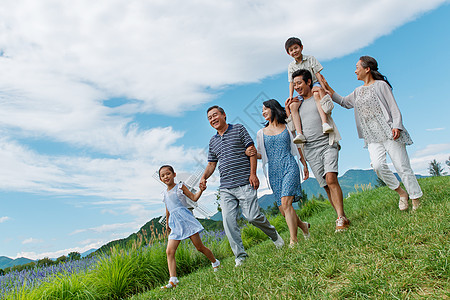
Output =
[{"x1": 208, "y1": 124, "x2": 254, "y2": 189}]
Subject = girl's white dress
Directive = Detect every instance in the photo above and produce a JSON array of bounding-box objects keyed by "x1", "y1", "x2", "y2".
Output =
[{"x1": 163, "y1": 182, "x2": 204, "y2": 240}]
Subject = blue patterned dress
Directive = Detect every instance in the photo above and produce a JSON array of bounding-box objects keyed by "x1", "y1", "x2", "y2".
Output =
[
  {"x1": 163, "y1": 183, "x2": 204, "y2": 240},
  {"x1": 264, "y1": 128, "x2": 302, "y2": 206}
]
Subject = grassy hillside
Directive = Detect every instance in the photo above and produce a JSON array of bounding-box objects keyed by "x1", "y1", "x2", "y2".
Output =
[{"x1": 131, "y1": 176, "x2": 449, "y2": 299}]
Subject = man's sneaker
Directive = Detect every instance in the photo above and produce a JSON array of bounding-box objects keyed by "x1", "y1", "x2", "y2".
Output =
[
  {"x1": 335, "y1": 216, "x2": 350, "y2": 233},
  {"x1": 293, "y1": 133, "x2": 306, "y2": 144},
  {"x1": 273, "y1": 232, "x2": 285, "y2": 248},
  {"x1": 399, "y1": 196, "x2": 409, "y2": 211},
  {"x1": 235, "y1": 257, "x2": 245, "y2": 267},
  {"x1": 412, "y1": 199, "x2": 420, "y2": 211},
  {"x1": 212, "y1": 259, "x2": 221, "y2": 272},
  {"x1": 161, "y1": 280, "x2": 178, "y2": 289},
  {"x1": 302, "y1": 222, "x2": 311, "y2": 240},
  {"x1": 322, "y1": 123, "x2": 334, "y2": 133}
]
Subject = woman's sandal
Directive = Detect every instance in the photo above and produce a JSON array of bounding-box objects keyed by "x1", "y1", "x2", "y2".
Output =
[
  {"x1": 399, "y1": 196, "x2": 409, "y2": 211},
  {"x1": 412, "y1": 199, "x2": 420, "y2": 211}
]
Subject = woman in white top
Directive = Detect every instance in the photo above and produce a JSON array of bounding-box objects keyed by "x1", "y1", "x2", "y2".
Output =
[{"x1": 319, "y1": 56, "x2": 422, "y2": 211}]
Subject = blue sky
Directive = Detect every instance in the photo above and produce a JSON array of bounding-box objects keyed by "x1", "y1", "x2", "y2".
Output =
[{"x1": 1, "y1": 0, "x2": 449, "y2": 260}]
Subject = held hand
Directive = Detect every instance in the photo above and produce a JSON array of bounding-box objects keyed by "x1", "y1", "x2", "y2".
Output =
[
  {"x1": 291, "y1": 96, "x2": 300, "y2": 103},
  {"x1": 199, "y1": 178, "x2": 207, "y2": 190},
  {"x1": 285, "y1": 97, "x2": 293, "y2": 107},
  {"x1": 249, "y1": 174, "x2": 260, "y2": 190},
  {"x1": 285, "y1": 97, "x2": 292, "y2": 115},
  {"x1": 245, "y1": 145, "x2": 257, "y2": 157},
  {"x1": 303, "y1": 166, "x2": 309, "y2": 180},
  {"x1": 392, "y1": 128, "x2": 401, "y2": 140}
]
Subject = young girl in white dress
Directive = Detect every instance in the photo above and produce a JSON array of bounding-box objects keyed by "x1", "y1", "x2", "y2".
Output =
[{"x1": 159, "y1": 165, "x2": 220, "y2": 289}]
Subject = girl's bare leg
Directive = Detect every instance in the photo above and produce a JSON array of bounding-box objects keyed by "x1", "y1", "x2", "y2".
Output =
[
  {"x1": 166, "y1": 239, "x2": 181, "y2": 277},
  {"x1": 190, "y1": 233, "x2": 216, "y2": 262}
]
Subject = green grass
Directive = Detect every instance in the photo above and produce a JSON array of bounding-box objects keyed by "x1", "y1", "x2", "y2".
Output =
[{"x1": 130, "y1": 177, "x2": 450, "y2": 299}]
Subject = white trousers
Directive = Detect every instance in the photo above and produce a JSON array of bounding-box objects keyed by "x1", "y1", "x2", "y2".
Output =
[{"x1": 368, "y1": 140, "x2": 423, "y2": 199}]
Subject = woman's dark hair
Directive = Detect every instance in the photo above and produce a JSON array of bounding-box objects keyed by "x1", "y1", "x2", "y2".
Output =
[
  {"x1": 262, "y1": 99, "x2": 287, "y2": 127},
  {"x1": 159, "y1": 165, "x2": 175, "y2": 177},
  {"x1": 359, "y1": 56, "x2": 392, "y2": 89}
]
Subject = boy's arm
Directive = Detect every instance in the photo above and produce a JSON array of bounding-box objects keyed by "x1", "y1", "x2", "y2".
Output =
[
  {"x1": 181, "y1": 184, "x2": 203, "y2": 202},
  {"x1": 315, "y1": 71, "x2": 331, "y2": 94},
  {"x1": 289, "y1": 81, "x2": 295, "y2": 100}
]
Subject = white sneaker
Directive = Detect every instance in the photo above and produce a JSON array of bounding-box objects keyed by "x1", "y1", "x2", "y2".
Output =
[
  {"x1": 399, "y1": 196, "x2": 409, "y2": 211},
  {"x1": 212, "y1": 259, "x2": 221, "y2": 272},
  {"x1": 293, "y1": 133, "x2": 306, "y2": 144},
  {"x1": 273, "y1": 232, "x2": 285, "y2": 249},
  {"x1": 235, "y1": 257, "x2": 245, "y2": 267},
  {"x1": 161, "y1": 280, "x2": 178, "y2": 289},
  {"x1": 322, "y1": 123, "x2": 334, "y2": 133},
  {"x1": 302, "y1": 222, "x2": 310, "y2": 240}
]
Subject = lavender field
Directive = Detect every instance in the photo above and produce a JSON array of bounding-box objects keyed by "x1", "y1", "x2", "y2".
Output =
[
  {"x1": 0, "y1": 226, "x2": 260, "y2": 299},
  {"x1": 0, "y1": 256, "x2": 98, "y2": 297}
]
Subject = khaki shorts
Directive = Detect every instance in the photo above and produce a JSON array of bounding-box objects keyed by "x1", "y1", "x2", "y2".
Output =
[{"x1": 304, "y1": 141, "x2": 339, "y2": 187}]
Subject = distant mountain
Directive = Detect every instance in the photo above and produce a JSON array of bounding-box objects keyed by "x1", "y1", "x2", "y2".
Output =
[
  {"x1": 81, "y1": 248, "x2": 97, "y2": 258},
  {"x1": 0, "y1": 256, "x2": 35, "y2": 269}
]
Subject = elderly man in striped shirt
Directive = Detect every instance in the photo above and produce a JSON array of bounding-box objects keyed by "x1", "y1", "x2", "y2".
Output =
[{"x1": 200, "y1": 105, "x2": 284, "y2": 267}]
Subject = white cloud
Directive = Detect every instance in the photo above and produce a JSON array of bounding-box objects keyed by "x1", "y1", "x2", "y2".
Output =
[
  {"x1": 413, "y1": 144, "x2": 450, "y2": 157},
  {"x1": 0, "y1": 137, "x2": 201, "y2": 201},
  {"x1": 70, "y1": 222, "x2": 139, "y2": 235},
  {"x1": 15, "y1": 241, "x2": 105, "y2": 260},
  {"x1": 426, "y1": 128, "x2": 445, "y2": 131},
  {"x1": 0, "y1": 216, "x2": 11, "y2": 223},
  {"x1": 0, "y1": 0, "x2": 446, "y2": 123},
  {"x1": 0, "y1": 1, "x2": 445, "y2": 197},
  {"x1": 410, "y1": 144, "x2": 450, "y2": 175},
  {"x1": 101, "y1": 209, "x2": 119, "y2": 215},
  {"x1": 22, "y1": 238, "x2": 44, "y2": 245},
  {"x1": 80, "y1": 238, "x2": 106, "y2": 246}
]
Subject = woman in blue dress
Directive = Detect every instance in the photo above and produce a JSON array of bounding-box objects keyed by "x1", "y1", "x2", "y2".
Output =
[
  {"x1": 159, "y1": 165, "x2": 220, "y2": 289},
  {"x1": 256, "y1": 99, "x2": 311, "y2": 246}
]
